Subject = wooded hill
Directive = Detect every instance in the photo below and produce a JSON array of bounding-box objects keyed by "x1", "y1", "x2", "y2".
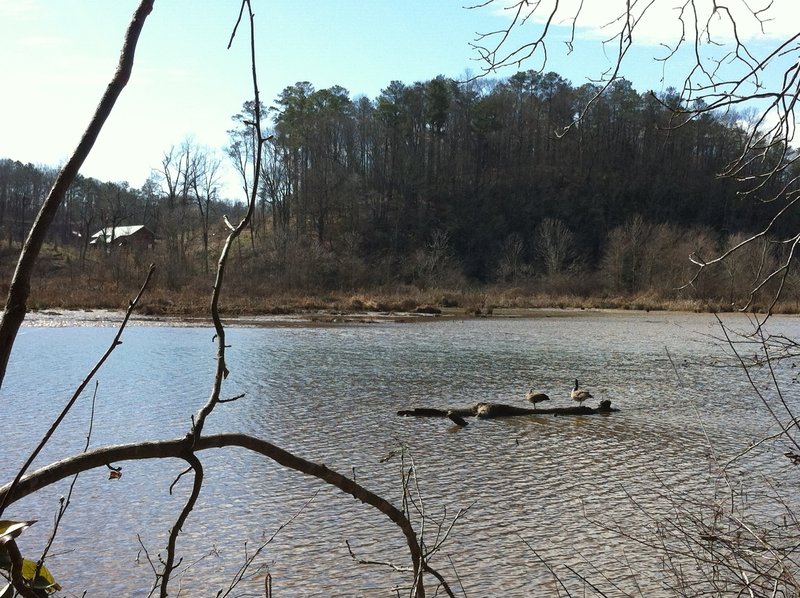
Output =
[{"x1": 2, "y1": 71, "x2": 798, "y2": 308}]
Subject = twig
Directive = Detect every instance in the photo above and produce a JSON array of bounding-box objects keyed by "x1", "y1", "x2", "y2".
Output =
[
  {"x1": 563, "y1": 563, "x2": 611, "y2": 598},
  {"x1": 664, "y1": 346, "x2": 683, "y2": 386},
  {"x1": 345, "y1": 539, "x2": 413, "y2": 573},
  {"x1": 136, "y1": 534, "x2": 160, "y2": 580},
  {"x1": 220, "y1": 489, "x2": 321, "y2": 597},
  {"x1": 34, "y1": 380, "x2": 102, "y2": 584},
  {"x1": 517, "y1": 533, "x2": 573, "y2": 597},
  {"x1": 0, "y1": 264, "x2": 155, "y2": 519},
  {"x1": 446, "y1": 554, "x2": 468, "y2": 598},
  {"x1": 169, "y1": 466, "x2": 194, "y2": 495},
  {"x1": 716, "y1": 314, "x2": 800, "y2": 454},
  {"x1": 218, "y1": 393, "x2": 246, "y2": 404}
]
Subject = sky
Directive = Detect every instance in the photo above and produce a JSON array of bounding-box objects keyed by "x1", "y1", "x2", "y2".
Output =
[{"x1": 0, "y1": 0, "x2": 796, "y2": 199}]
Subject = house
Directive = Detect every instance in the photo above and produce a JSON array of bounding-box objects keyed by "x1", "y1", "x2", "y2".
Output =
[{"x1": 90, "y1": 225, "x2": 155, "y2": 249}]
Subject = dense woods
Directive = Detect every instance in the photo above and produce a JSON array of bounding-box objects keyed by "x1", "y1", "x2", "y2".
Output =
[{"x1": 2, "y1": 71, "x2": 799, "y2": 310}]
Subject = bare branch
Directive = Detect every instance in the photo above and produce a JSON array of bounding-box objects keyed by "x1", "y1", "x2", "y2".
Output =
[
  {"x1": 0, "y1": 433, "x2": 427, "y2": 592},
  {"x1": 160, "y1": 453, "x2": 203, "y2": 597},
  {"x1": 0, "y1": 264, "x2": 155, "y2": 519},
  {"x1": 0, "y1": 0, "x2": 155, "y2": 388},
  {"x1": 188, "y1": 0, "x2": 265, "y2": 446},
  {"x1": 34, "y1": 380, "x2": 102, "y2": 587},
  {"x1": 715, "y1": 314, "x2": 800, "y2": 453},
  {"x1": 220, "y1": 490, "x2": 320, "y2": 597}
]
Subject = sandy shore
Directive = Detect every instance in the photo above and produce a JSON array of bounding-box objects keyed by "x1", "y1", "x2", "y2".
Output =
[{"x1": 19, "y1": 305, "x2": 629, "y2": 328}]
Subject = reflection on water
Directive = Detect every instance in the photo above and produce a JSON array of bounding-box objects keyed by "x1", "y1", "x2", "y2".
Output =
[{"x1": 2, "y1": 311, "x2": 800, "y2": 596}]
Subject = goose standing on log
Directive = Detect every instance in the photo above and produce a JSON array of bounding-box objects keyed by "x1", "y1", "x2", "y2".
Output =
[
  {"x1": 525, "y1": 389, "x2": 550, "y2": 408},
  {"x1": 571, "y1": 379, "x2": 592, "y2": 406}
]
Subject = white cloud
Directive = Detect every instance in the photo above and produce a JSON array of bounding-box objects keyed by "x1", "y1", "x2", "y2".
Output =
[
  {"x1": 488, "y1": 0, "x2": 798, "y2": 45},
  {"x1": 0, "y1": 0, "x2": 41, "y2": 19},
  {"x1": 15, "y1": 34, "x2": 63, "y2": 51}
]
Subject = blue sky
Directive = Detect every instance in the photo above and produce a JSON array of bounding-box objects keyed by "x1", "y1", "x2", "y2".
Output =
[{"x1": 0, "y1": 0, "x2": 795, "y2": 198}]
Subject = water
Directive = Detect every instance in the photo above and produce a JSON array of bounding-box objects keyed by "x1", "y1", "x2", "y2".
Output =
[{"x1": 2, "y1": 311, "x2": 800, "y2": 596}]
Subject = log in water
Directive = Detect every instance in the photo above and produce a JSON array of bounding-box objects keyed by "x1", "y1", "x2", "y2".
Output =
[{"x1": 398, "y1": 399, "x2": 618, "y2": 424}]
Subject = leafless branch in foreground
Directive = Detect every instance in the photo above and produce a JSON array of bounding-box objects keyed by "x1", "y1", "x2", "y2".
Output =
[
  {"x1": 0, "y1": 433, "x2": 430, "y2": 594},
  {"x1": 0, "y1": 264, "x2": 155, "y2": 520},
  {"x1": 220, "y1": 490, "x2": 320, "y2": 597},
  {"x1": 0, "y1": 0, "x2": 155, "y2": 388}
]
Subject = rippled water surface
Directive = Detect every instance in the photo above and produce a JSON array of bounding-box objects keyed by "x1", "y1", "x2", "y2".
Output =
[{"x1": 3, "y1": 311, "x2": 800, "y2": 596}]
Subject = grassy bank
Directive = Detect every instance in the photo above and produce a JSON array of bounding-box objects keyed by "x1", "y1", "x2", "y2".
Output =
[
  {"x1": 3, "y1": 244, "x2": 799, "y2": 317},
  {"x1": 12, "y1": 279, "x2": 800, "y2": 319}
]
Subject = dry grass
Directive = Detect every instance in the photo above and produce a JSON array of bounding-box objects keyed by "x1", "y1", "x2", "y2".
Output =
[
  {"x1": 3, "y1": 244, "x2": 798, "y2": 317},
  {"x1": 11, "y1": 277, "x2": 796, "y2": 318}
]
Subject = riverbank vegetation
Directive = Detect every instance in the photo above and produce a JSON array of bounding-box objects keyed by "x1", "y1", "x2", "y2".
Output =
[
  {"x1": 2, "y1": 236, "x2": 798, "y2": 317},
  {"x1": 3, "y1": 61, "x2": 800, "y2": 316}
]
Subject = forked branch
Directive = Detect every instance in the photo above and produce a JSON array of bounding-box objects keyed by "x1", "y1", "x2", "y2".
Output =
[{"x1": 0, "y1": 433, "x2": 426, "y2": 594}]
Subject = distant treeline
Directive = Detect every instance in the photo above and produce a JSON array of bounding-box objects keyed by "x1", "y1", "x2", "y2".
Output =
[{"x1": 1, "y1": 71, "x2": 798, "y2": 305}]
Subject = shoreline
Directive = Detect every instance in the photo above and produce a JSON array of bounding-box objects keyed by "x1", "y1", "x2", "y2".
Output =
[
  {"x1": 18, "y1": 304, "x2": 792, "y2": 329},
  {"x1": 20, "y1": 306, "x2": 581, "y2": 328}
]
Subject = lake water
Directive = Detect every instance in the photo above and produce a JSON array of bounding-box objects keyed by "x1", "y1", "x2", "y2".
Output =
[{"x1": 2, "y1": 310, "x2": 799, "y2": 596}]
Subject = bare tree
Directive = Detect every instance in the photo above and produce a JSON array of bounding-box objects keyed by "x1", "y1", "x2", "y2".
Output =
[
  {"x1": 535, "y1": 217, "x2": 575, "y2": 276},
  {"x1": 496, "y1": 232, "x2": 529, "y2": 283},
  {"x1": 227, "y1": 100, "x2": 268, "y2": 253},
  {"x1": 188, "y1": 146, "x2": 222, "y2": 274},
  {"x1": 412, "y1": 229, "x2": 464, "y2": 290},
  {"x1": 260, "y1": 132, "x2": 293, "y2": 235},
  {"x1": 158, "y1": 141, "x2": 195, "y2": 273}
]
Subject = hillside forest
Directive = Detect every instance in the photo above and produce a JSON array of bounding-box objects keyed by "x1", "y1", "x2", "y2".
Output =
[{"x1": 2, "y1": 71, "x2": 799, "y2": 314}]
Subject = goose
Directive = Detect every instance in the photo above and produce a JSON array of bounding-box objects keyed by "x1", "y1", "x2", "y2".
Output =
[
  {"x1": 476, "y1": 402, "x2": 493, "y2": 418},
  {"x1": 446, "y1": 410, "x2": 469, "y2": 427},
  {"x1": 525, "y1": 389, "x2": 550, "y2": 408},
  {"x1": 570, "y1": 379, "x2": 593, "y2": 406}
]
